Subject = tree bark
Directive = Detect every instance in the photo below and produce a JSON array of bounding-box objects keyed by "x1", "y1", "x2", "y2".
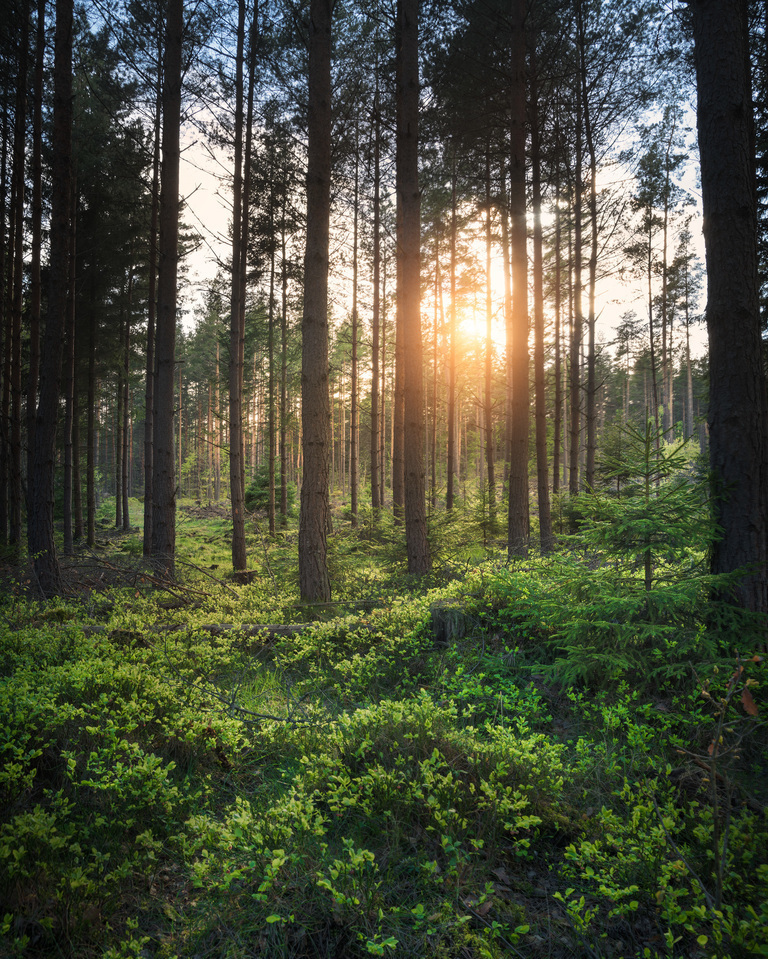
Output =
[
  {"x1": 569, "y1": 73, "x2": 583, "y2": 497},
  {"x1": 691, "y1": 0, "x2": 768, "y2": 614},
  {"x1": 63, "y1": 180, "x2": 76, "y2": 556},
  {"x1": 507, "y1": 0, "x2": 529, "y2": 558},
  {"x1": 397, "y1": 0, "x2": 430, "y2": 575},
  {"x1": 299, "y1": 0, "x2": 333, "y2": 602},
  {"x1": 10, "y1": 0, "x2": 29, "y2": 552},
  {"x1": 446, "y1": 159, "x2": 458, "y2": 510},
  {"x1": 143, "y1": 41, "x2": 161, "y2": 556},
  {"x1": 370, "y1": 82, "x2": 381, "y2": 511},
  {"x1": 151, "y1": 0, "x2": 183, "y2": 577},
  {"x1": 229, "y1": 0, "x2": 248, "y2": 575},
  {"x1": 350, "y1": 137, "x2": 359, "y2": 528},
  {"x1": 28, "y1": 0, "x2": 73, "y2": 596},
  {"x1": 483, "y1": 147, "x2": 496, "y2": 523},
  {"x1": 530, "y1": 38, "x2": 552, "y2": 551},
  {"x1": 27, "y1": 0, "x2": 44, "y2": 491}
]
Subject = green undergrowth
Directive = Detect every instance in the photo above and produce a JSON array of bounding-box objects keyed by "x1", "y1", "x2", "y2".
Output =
[{"x1": 1, "y1": 494, "x2": 767, "y2": 957}]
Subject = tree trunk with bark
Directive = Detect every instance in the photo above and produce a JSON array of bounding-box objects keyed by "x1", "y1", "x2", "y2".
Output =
[
  {"x1": 151, "y1": 0, "x2": 183, "y2": 577},
  {"x1": 229, "y1": 0, "x2": 248, "y2": 575},
  {"x1": 507, "y1": 0, "x2": 529, "y2": 558},
  {"x1": 28, "y1": 0, "x2": 73, "y2": 596},
  {"x1": 143, "y1": 47, "x2": 161, "y2": 556},
  {"x1": 299, "y1": 0, "x2": 333, "y2": 602},
  {"x1": 691, "y1": 0, "x2": 768, "y2": 614},
  {"x1": 530, "y1": 39, "x2": 552, "y2": 551},
  {"x1": 397, "y1": 0, "x2": 430, "y2": 575}
]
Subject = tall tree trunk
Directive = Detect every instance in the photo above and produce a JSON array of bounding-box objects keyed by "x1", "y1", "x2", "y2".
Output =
[
  {"x1": 73, "y1": 380, "x2": 83, "y2": 540},
  {"x1": 268, "y1": 173, "x2": 277, "y2": 536},
  {"x1": 530, "y1": 39, "x2": 552, "y2": 551},
  {"x1": 577, "y1": 0, "x2": 598, "y2": 490},
  {"x1": 10, "y1": 0, "x2": 29, "y2": 552},
  {"x1": 499, "y1": 153, "x2": 513, "y2": 484},
  {"x1": 483, "y1": 147, "x2": 496, "y2": 523},
  {"x1": 143, "y1": 43, "x2": 161, "y2": 556},
  {"x1": 27, "y1": 0, "x2": 44, "y2": 490},
  {"x1": 87, "y1": 307, "x2": 96, "y2": 546},
  {"x1": 569, "y1": 78, "x2": 584, "y2": 497},
  {"x1": 397, "y1": 0, "x2": 430, "y2": 575},
  {"x1": 151, "y1": 0, "x2": 183, "y2": 577},
  {"x1": 350, "y1": 136, "x2": 359, "y2": 527},
  {"x1": 229, "y1": 0, "x2": 248, "y2": 574},
  {"x1": 299, "y1": 0, "x2": 332, "y2": 602},
  {"x1": 371, "y1": 75, "x2": 381, "y2": 512},
  {"x1": 28, "y1": 0, "x2": 73, "y2": 596},
  {"x1": 691, "y1": 0, "x2": 768, "y2": 614},
  {"x1": 431, "y1": 232, "x2": 440, "y2": 510},
  {"x1": 446, "y1": 159, "x2": 458, "y2": 510},
  {"x1": 392, "y1": 278, "x2": 405, "y2": 516},
  {"x1": 507, "y1": 0, "x2": 529, "y2": 557},
  {"x1": 280, "y1": 181, "x2": 289, "y2": 524},
  {"x1": 63, "y1": 181, "x2": 76, "y2": 555},
  {"x1": 552, "y1": 154, "x2": 563, "y2": 496},
  {"x1": 0, "y1": 96, "x2": 10, "y2": 546},
  {"x1": 122, "y1": 271, "x2": 132, "y2": 530},
  {"x1": 115, "y1": 311, "x2": 125, "y2": 529},
  {"x1": 380, "y1": 249, "x2": 387, "y2": 506}
]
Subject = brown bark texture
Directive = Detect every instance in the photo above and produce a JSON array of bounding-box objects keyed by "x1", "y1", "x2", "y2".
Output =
[
  {"x1": 507, "y1": 0, "x2": 529, "y2": 558},
  {"x1": 28, "y1": 0, "x2": 73, "y2": 596},
  {"x1": 298, "y1": 0, "x2": 332, "y2": 602},
  {"x1": 151, "y1": 0, "x2": 183, "y2": 577},
  {"x1": 692, "y1": 0, "x2": 768, "y2": 614},
  {"x1": 397, "y1": 0, "x2": 430, "y2": 576}
]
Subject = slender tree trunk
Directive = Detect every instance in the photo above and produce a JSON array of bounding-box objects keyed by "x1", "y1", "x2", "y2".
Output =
[
  {"x1": 116, "y1": 312, "x2": 125, "y2": 529},
  {"x1": 553, "y1": 156, "x2": 563, "y2": 495},
  {"x1": 280, "y1": 184, "x2": 289, "y2": 524},
  {"x1": 63, "y1": 182, "x2": 76, "y2": 555},
  {"x1": 371, "y1": 77, "x2": 381, "y2": 512},
  {"x1": 431, "y1": 233, "x2": 440, "y2": 510},
  {"x1": 87, "y1": 308, "x2": 96, "y2": 546},
  {"x1": 229, "y1": 0, "x2": 248, "y2": 574},
  {"x1": 569, "y1": 82, "x2": 584, "y2": 497},
  {"x1": 122, "y1": 271, "x2": 132, "y2": 530},
  {"x1": 268, "y1": 186, "x2": 277, "y2": 536},
  {"x1": 299, "y1": 0, "x2": 333, "y2": 602},
  {"x1": 151, "y1": 0, "x2": 183, "y2": 576},
  {"x1": 27, "y1": 0, "x2": 44, "y2": 490},
  {"x1": 73, "y1": 382, "x2": 83, "y2": 540},
  {"x1": 392, "y1": 276, "x2": 405, "y2": 515},
  {"x1": 350, "y1": 137, "x2": 359, "y2": 527},
  {"x1": 143, "y1": 46, "x2": 161, "y2": 556},
  {"x1": 530, "y1": 40, "x2": 552, "y2": 551},
  {"x1": 507, "y1": 0, "x2": 529, "y2": 557},
  {"x1": 577, "y1": 1, "x2": 598, "y2": 490},
  {"x1": 10, "y1": 1, "x2": 29, "y2": 551},
  {"x1": 28, "y1": 0, "x2": 73, "y2": 595},
  {"x1": 483, "y1": 147, "x2": 496, "y2": 523},
  {"x1": 380, "y1": 249, "x2": 387, "y2": 506},
  {"x1": 446, "y1": 160, "x2": 458, "y2": 510},
  {"x1": 499, "y1": 153, "x2": 513, "y2": 483},
  {"x1": 397, "y1": 0, "x2": 430, "y2": 575},
  {"x1": 0, "y1": 98, "x2": 10, "y2": 547}
]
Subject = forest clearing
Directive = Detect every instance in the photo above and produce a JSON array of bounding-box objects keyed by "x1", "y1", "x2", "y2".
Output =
[{"x1": 1, "y1": 477, "x2": 766, "y2": 958}]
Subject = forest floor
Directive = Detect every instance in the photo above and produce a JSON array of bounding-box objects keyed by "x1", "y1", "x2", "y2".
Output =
[{"x1": 1, "y1": 496, "x2": 767, "y2": 959}]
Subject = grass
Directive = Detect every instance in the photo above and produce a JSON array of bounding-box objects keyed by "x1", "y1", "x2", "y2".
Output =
[{"x1": 1, "y1": 497, "x2": 767, "y2": 958}]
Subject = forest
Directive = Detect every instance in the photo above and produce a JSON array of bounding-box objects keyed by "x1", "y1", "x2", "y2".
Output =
[{"x1": 1, "y1": 0, "x2": 768, "y2": 956}]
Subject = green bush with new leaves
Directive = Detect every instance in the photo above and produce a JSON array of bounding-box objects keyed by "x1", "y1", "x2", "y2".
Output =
[{"x1": 1, "y1": 456, "x2": 766, "y2": 958}]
